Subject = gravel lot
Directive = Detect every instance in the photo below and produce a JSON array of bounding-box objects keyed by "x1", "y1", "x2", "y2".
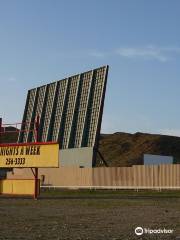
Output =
[{"x1": 0, "y1": 190, "x2": 180, "y2": 240}]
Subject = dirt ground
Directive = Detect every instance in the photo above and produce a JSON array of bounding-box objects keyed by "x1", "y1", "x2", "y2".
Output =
[{"x1": 0, "y1": 190, "x2": 180, "y2": 240}]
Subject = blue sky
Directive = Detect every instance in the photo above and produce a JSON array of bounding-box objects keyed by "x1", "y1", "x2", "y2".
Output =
[{"x1": 0, "y1": 0, "x2": 180, "y2": 135}]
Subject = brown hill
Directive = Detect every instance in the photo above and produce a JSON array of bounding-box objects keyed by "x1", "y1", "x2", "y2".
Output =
[
  {"x1": 96, "y1": 132, "x2": 180, "y2": 166},
  {"x1": 1, "y1": 129, "x2": 180, "y2": 166},
  {"x1": 0, "y1": 127, "x2": 19, "y2": 178},
  {"x1": 0, "y1": 127, "x2": 19, "y2": 144}
]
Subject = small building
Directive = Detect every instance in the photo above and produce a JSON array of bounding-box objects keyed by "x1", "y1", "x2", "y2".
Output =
[{"x1": 143, "y1": 154, "x2": 173, "y2": 165}]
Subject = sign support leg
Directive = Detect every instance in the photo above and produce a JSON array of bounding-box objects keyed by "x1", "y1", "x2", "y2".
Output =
[
  {"x1": 0, "y1": 118, "x2": 2, "y2": 144},
  {"x1": 34, "y1": 167, "x2": 38, "y2": 200},
  {"x1": 34, "y1": 115, "x2": 39, "y2": 200}
]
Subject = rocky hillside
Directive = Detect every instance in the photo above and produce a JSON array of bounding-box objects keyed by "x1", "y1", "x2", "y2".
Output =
[
  {"x1": 0, "y1": 127, "x2": 19, "y2": 144},
  {"x1": 96, "y1": 132, "x2": 180, "y2": 166},
  {"x1": 1, "y1": 129, "x2": 180, "y2": 167}
]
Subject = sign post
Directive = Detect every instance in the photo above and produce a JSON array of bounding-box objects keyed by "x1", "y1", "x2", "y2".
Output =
[
  {"x1": 34, "y1": 115, "x2": 39, "y2": 200},
  {"x1": 34, "y1": 167, "x2": 38, "y2": 200},
  {"x1": 0, "y1": 142, "x2": 59, "y2": 197},
  {"x1": 0, "y1": 117, "x2": 59, "y2": 199},
  {"x1": 0, "y1": 118, "x2": 2, "y2": 144}
]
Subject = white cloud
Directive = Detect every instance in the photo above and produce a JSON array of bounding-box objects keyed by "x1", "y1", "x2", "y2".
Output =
[
  {"x1": 54, "y1": 45, "x2": 180, "y2": 62},
  {"x1": 116, "y1": 46, "x2": 169, "y2": 62},
  {"x1": 86, "y1": 45, "x2": 180, "y2": 62},
  {"x1": 159, "y1": 129, "x2": 180, "y2": 137}
]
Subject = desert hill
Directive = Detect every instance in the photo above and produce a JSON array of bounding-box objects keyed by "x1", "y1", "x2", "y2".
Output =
[
  {"x1": 96, "y1": 132, "x2": 180, "y2": 166},
  {"x1": 1, "y1": 129, "x2": 180, "y2": 166},
  {"x1": 0, "y1": 127, "x2": 19, "y2": 144}
]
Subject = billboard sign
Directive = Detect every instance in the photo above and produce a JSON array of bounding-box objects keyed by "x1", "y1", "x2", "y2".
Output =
[{"x1": 0, "y1": 142, "x2": 59, "y2": 168}]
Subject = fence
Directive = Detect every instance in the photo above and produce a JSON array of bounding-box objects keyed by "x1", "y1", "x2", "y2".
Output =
[{"x1": 8, "y1": 164, "x2": 180, "y2": 189}]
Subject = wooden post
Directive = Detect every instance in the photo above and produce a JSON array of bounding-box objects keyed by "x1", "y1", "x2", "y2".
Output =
[
  {"x1": 0, "y1": 118, "x2": 2, "y2": 144},
  {"x1": 34, "y1": 115, "x2": 40, "y2": 200},
  {"x1": 34, "y1": 168, "x2": 39, "y2": 200}
]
